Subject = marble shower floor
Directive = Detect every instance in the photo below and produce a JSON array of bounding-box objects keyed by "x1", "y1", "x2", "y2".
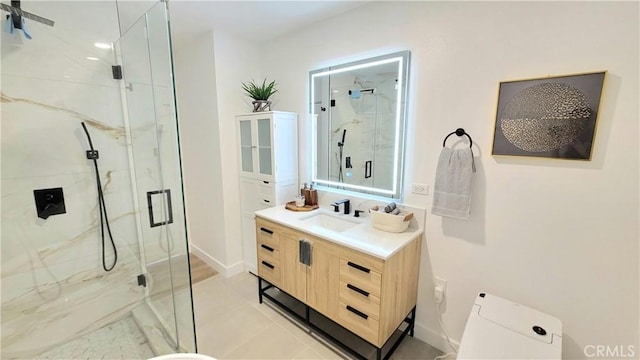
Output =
[{"x1": 35, "y1": 315, "x2": 154, "y2": 360}]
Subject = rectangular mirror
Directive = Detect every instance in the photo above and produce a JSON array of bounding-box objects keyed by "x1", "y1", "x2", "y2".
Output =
[{"x1": 310, "y1": 51, "x2": 411, "y2": 199}]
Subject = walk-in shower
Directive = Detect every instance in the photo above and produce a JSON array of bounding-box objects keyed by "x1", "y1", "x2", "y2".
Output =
[{"x1": 1, "y1": 1, "x2": 195, "y2": 358}]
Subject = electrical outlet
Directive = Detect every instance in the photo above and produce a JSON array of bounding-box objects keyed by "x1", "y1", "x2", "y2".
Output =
[{"x1": 411, "y1": 183, "x2": 429, "y2": 195}]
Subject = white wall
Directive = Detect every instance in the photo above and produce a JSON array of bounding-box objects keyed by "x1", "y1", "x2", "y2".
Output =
[
  {"x1": 173, "y1": 31, "x2": 228, "y2": 266},
  {"x1": 258, "y1": 2, "x2": 639, "y2": 358},
  {"x1": 173, "y1": 29, "x2": 262, "y2": 276},
  {"x1": 211, "y1": 30, "x2": 263, "y2": 274}
]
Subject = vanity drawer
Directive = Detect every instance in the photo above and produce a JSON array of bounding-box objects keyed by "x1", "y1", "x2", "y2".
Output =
[
  {"x1": 339, "y1": 258, "x2": 382, "y2": 297},
  {"x1": 338, "y1": 301, "x2": 380, "y2": 345},
  {"x1": 339, "y1": 280, "x2": 380, "y2": 320},
  {"x1": 257, "y1": 256, "x2": 281, "y2": 286},
  {"x1": 257, "y1": 242, "x2": 280, "y2": 263},
  {"x1": 256, "y1": 221, "x2": 279, "y2": 248}
]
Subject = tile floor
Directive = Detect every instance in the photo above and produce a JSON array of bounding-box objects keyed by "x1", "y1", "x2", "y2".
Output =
[{"x1": 192, "y1": 272, "x2": 443, "y2": 360}]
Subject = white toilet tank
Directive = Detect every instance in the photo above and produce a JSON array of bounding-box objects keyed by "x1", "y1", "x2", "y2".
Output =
[{"x1": 457, "y1": 292, "x2": 562, "y2": 359}]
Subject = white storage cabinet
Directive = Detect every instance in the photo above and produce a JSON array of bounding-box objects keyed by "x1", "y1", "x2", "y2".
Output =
[{"x1": 237, "y1": 111, "x2": 298, "y2": 274}]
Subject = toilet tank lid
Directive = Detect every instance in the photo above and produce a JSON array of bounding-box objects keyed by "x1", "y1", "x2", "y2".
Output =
[{"x1": 475, "y1": 292, "x2": 562, "y2": 344}]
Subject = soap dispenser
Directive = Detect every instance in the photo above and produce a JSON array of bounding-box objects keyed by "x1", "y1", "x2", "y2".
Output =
[
  {"x1": 305, "y1": 183, "x2": 318, "y2": 206},
  {"x1": 301, "y1": 183, "x2": 311, "y2": 206}
]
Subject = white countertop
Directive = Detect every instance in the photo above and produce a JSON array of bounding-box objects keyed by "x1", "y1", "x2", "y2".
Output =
[{"x1": 255, "y1": 205, "x2": 424, "y2": 260}]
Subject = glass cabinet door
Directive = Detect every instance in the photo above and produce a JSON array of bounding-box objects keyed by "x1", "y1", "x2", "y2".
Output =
[
  {"x1": 239, "y1": 119, "x2": 254, "y2": 173},
  {"x1": 257, "y1": 117, "x2": 273, "y2": 176}
]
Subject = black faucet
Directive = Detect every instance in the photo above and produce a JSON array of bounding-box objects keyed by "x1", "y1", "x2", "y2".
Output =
[{"x1": 332, "y1": 199, "x2": 350, "y2": 215}]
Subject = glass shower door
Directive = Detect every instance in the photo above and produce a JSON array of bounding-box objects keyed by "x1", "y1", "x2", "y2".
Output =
[{"x1": 116, "y1": 1, "x2": 195, "y2": 353}]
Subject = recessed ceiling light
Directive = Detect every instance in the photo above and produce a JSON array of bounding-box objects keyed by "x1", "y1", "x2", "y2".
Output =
[
  {"x1": 86, "y1": 56, "x2": 99, "y2": 61},
  {"x1": 94, "y1": 42, "x2": 111, "y2": 49}
]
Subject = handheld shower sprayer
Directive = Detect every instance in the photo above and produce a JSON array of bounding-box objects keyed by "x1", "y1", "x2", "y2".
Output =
[
  {"x1": 338, "y1": 129, "x2": 347, "y2": 182},
  {"x1": 81, "y1": 122, "x2": 118, "y2": 272}
]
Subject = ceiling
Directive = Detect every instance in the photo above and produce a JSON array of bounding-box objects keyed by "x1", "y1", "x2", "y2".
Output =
[{"x1": 167, "y1": 1, "x2": 368, "y2": 46}]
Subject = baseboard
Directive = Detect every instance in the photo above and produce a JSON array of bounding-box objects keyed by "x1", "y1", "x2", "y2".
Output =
[
  {"x1": 413, "y1": 322, "x2": 460, "y2": 355},
  {"x1": 189, "y1": 243, "x2": 245, "y2": 279},
  {"x1": 225, "y1": 260, "x2": 245, "y2": 278}
]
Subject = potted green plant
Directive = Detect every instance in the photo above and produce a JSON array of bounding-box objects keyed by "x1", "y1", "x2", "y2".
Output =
[{"x1": 242, "y1": 78, "x2": 278, "y2": 112}]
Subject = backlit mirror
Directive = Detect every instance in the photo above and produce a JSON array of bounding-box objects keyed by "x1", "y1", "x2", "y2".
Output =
[{"x1": 310, "y1": 51, "x2": 410, "y2": 199}]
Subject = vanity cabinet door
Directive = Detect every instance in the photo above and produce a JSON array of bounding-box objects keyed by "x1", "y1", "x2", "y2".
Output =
[
  {"x1": 306, "y1": 236, "x2": 340, "y2": 322},
  {"x1": 279, "y1": 231, "x2": 307, "y2": 302}
]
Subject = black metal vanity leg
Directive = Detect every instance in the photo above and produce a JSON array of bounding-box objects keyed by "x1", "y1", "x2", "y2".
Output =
[
  {"x1": 376, "y1": 347, "x2": 382, "y2": 360},
  {"x1": 409, "y1": 306, "x2": 416, "y2": 337},
  {"x1": 258, "y1": 277, "x2": 263, "y2": 304}
]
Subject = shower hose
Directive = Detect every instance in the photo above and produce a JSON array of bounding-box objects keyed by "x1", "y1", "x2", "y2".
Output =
[{"x1": 81, "y1": 122, "x2": 118, "y2": 272}]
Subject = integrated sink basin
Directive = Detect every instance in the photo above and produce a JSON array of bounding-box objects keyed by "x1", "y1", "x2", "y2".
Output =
[{"x1": 300, "y1": 212, "x2": 360, "y2": 233}]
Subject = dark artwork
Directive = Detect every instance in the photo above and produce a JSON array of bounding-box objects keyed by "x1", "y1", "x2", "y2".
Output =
[{"x1": 492, "y1": 71, "x2": 605, "y2": 160}]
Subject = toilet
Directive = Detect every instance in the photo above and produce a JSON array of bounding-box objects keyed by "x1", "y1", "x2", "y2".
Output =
[{"x1": 457, "y1": 292, "x2": 562, "y2": 359}]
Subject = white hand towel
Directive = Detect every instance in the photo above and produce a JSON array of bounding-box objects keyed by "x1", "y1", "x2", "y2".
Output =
[{"x1": 431, "y1": 147, "x2": 475, "y2": 220}]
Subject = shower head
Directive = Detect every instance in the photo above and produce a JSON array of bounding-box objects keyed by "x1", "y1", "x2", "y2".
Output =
[
  {"x1": 348, "y1": 88, "x2": 375, "y2": 99},
  {"x1": 0, "y1": 1, "x2": 55, "y2": 27}
]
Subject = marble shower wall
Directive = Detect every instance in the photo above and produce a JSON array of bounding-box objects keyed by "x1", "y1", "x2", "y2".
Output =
[
  {"x1": 329, "y1": 74, "x2": 397, "y2": 190},
  {"x1": 1, "y1": 2, "x2": 145, "y2": 358}
]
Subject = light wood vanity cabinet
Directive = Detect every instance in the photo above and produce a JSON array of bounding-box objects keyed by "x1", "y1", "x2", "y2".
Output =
[{"x1": 255, "y1": 217, "x2": 421, "y2": 348}]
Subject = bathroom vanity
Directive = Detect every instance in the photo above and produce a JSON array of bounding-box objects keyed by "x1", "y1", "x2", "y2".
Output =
[{"x1": 254, "y1": 206, "x2": 423, "y2": 360}]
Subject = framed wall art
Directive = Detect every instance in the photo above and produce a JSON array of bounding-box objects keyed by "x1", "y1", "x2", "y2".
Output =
[{"x1": 492, "y1": 71, "x2": 606, "y2": 160}]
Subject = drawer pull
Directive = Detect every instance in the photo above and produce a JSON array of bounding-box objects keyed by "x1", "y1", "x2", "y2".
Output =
[
  {"x1": 260, "y1": 227, "x2": 273, "y2": 235},
  {"x1": 347, "y1": 261, "x2": 370, "y2": 274},
  {"x1": 263, "y1": 199, "x2": 271, "y2": 203},
  {"x1": 260, "y1": 244, "x2": 274, "y2": 252},
  {"x1": 346, "y1": 305, "x2": 368, "y2": 320},
  {"x1": 261, "y1": 261, "x2": 274, "y2": 269},
  {"x1": 263, "y1": 181, "x2": 270, "y2": 184},
  {"x1": 347, "y1": 283, "x2": 369, "y2": 297}
]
